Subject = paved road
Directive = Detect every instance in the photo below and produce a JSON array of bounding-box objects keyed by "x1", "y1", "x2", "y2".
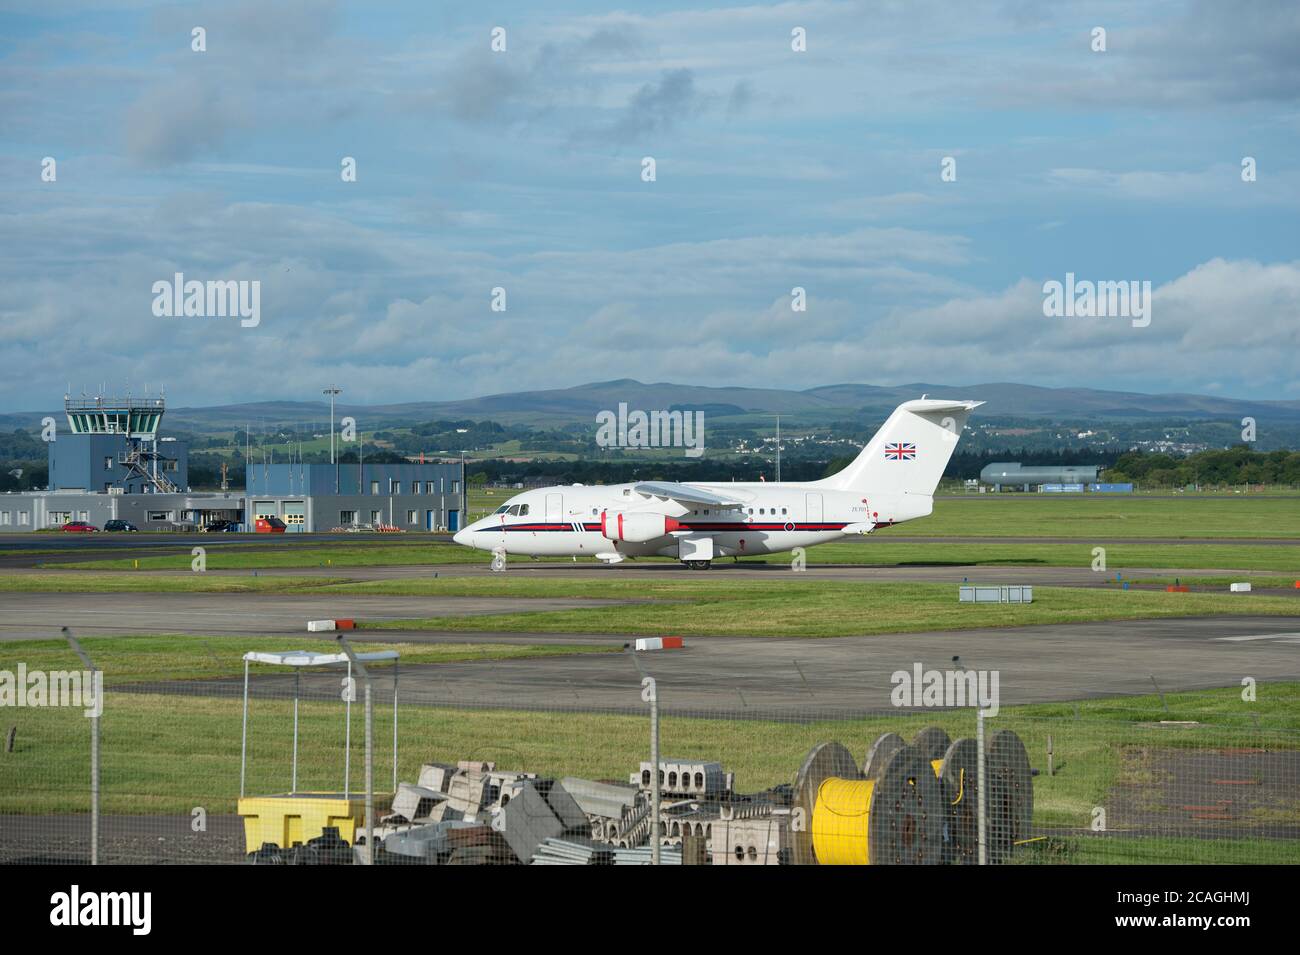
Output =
[
  {"x1": 0, "y1": 592, "x2": 633, "y2": 640},
  {"x1": 109, "y1": 616, "x2": 1300, "y2": 716},
  {"x1": 13, "y1": 560, "x2": 1295, "y2": 582},
  {"x1": 3, "y1": 529, "x2": 1296, "y2": 566}
]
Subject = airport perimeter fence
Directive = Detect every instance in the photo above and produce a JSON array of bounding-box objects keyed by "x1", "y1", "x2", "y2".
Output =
[{"x1": 1, "y1": 639, "x2": 1298, "y2": 866}]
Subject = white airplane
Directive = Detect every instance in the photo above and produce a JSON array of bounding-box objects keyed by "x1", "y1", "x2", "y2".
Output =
[{"x1": 452, "y1": 398, "x2": 983, "y2": 569}]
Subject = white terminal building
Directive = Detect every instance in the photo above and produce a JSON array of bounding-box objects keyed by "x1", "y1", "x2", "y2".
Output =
[{"x1": 0, "y1": 394, "x2": 466, "y2": 532}]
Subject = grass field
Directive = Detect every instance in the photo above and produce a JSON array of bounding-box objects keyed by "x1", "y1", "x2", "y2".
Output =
[
  {"x1": 343, "y1": 579, "x2": 1300, "y2": 638},
  {"x1": 2, "y1": 680, "x2": 1296, "y2": 864},
  {"x1": 807, "y1": 541, "x2": 1300, "y2": 571},
  {"x1": 879, "y1": 494, "x2": 1300, "y2": 538},
  {"x1": 1016, "y1": 836, "x2": 1300, "y2": 865},
  {"x1": 0, "y1": 573, "x2": 354, "y2": 594},
  {"x1": 0, "y1": 634, "x2": 616, "y2": 685},
  {"x1": 3, "y1": 571, "x2": 1296, "y2": 637}
]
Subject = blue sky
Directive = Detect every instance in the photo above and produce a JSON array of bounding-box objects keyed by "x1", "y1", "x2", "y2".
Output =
[{"x1": 2, "y1": 0, "x2": 1298, "y2": 410}]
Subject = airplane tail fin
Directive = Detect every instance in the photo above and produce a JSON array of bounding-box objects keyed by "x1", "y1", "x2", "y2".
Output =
[{"x1": 815, "y1": 398, "x2": 983, "y2": 498}]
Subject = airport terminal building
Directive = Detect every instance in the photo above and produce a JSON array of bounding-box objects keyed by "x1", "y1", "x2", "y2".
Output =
[
  {"x1": 245, "y1": 462, "x2": 465, "y2": 532},
  {"x1": 0, "y1": 396, "x2": 465, "y2": 533}
]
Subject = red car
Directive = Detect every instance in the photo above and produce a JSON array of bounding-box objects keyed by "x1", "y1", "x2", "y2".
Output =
[{"x1": 61, "y1": 521, "x2": 99, "y2": 533}]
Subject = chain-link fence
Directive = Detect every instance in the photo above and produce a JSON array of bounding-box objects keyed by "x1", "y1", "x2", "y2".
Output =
[{"x1": 1, "y1": 634, "x2": 1296, "y2": 865}]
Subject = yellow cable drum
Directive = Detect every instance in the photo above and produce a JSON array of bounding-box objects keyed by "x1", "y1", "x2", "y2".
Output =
[
  {"x1": 792, "y1": 729, "x2": 1033, "y2": 865},
  {"x1": 811, "y1": 776, "x2": 874, "y2": 865},
  {"x1": 796, "y1": 740, "x2": 946, "y2": 865}
]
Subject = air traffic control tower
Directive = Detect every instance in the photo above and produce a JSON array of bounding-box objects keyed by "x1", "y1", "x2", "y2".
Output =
[{"x1": 52, "y1": 394, "x2": 187, "y2": 493}]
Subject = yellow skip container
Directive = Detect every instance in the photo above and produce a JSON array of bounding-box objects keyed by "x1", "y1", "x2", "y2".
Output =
[{"x1": 238, "y1": 792, "x2": 370, "y2": 853}]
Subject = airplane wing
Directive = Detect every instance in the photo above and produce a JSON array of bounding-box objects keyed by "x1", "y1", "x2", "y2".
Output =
[{"x1": 633, "y1": 481, "x2": 745, "y2": 509}]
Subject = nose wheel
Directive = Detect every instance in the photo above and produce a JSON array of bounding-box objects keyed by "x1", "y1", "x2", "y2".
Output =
[{"x1": 490, "y1": 547, "x2": 507, "y2": 572}]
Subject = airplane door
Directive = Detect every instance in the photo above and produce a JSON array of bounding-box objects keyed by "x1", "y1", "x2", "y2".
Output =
[
  {"x1": 805, "y1": 492, "x2": 823, "y2": 525},
  {"x1": 546, "y1": 493, "x2": 564, "y2": 523}
]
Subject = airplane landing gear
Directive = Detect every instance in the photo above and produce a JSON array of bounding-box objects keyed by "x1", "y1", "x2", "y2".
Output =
[
  {"x1": 490, "y1": 547, "x2": 507, "y2": 573},
  {"x1": 684, "y1": 560, "x2": 712, "y2": 570}
]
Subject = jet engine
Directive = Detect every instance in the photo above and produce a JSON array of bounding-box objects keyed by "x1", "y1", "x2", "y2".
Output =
[{"x1": 600, "y1": 511, "x2": 682, "y2": 542}]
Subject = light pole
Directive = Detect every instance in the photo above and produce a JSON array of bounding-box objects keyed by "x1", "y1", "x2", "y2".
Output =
[
  {"x1": 324, "y1": 386, "x2": 341, "y2": 494},
  {"x1": 459, "y1": 450, "x2": 467, "y2": 531},
  {"x1": 769, "y1": 414, "x2": 782, "y2": 483}
]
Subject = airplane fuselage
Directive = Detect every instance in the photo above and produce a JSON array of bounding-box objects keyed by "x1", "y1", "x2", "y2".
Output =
[
  {"x1": 452, "y1": 398, "x2": 983, "y2": 565},
  {"x1": 453, "y1": 481, "x2": 929, "y2": 562}
]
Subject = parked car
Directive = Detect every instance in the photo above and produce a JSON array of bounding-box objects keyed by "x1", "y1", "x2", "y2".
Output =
[
  {"x1": 103, "y1": 519, "x2": 138, "y2": 532},
  {"x1": 61, "y1": 521, "x2": 98, "y2": 533},
  {"x1": 204, "y1": 519, "x2": 240, "y2": 533},
  {"x1": 254, "y1": 516, "x2": 287, "y2": 533}
]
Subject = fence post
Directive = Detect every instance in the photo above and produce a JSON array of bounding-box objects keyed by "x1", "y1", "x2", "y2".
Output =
[
  {"x1": 62, "y1": 627, "x2": 98, "y2": 866},
  {"x1": 976, "y1": 708, "x2": 986, "y2": 866},
  {"x1": 649, "y1": 679, "x2": 660, "y2": 866},
  {"x1": 631, "y1": 651, "x2": 660, "y2": 865},
  {"x1": 337, "y1": 634, "x2": 373, "y2": 865},
  {"x1": 240, "y1": 658, "x2": 250, "y2": 797}
]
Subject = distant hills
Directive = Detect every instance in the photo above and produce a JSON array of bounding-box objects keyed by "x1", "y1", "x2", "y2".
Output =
[{"x1": 4, "y1": 380, "x2": 1299, "y2": 433}]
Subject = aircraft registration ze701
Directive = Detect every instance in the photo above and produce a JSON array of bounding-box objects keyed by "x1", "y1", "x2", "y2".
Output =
[{"x1": 453, "y1": 398, "x2": 983, "y2": 568}]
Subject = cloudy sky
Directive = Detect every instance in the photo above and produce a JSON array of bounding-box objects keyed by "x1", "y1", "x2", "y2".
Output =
[{"x1": 2, "y1": 0, "x2": 1298, "y2": 411}]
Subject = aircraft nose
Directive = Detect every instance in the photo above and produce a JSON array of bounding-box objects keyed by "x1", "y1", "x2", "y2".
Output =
[{"x1": 453, "y1": 527, "x2": 472, "y2": 546}]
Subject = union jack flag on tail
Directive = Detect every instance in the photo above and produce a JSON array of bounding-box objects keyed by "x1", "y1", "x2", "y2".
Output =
[{"x1": 884, "y1": 442, "x2": 916, "y2": 460}]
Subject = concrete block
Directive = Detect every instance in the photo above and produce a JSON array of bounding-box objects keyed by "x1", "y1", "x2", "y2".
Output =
[
  {"x1": 711, "y1": 815, "x2": 788, "y2": 865},
  {"x1": 383, "y1": 820, "x2": 481, "y2": 863},
  {"x1": 542, "y1": 780, "x2": 589, "y2": 833},
  {"x1": 390, "y1": 783, "x2": 446, "y2": 823},
  {"x1": 446, "y1": 772, "x2": 490, "y2": 814},
  {"x1": 499, "y1": 781, "x2": 564, "y2": 863},
  {"x1": 416, "y1": 762, "x2": 457, "y2": 793},
  {"x1": 635, "y1": 759, "x2": 728, "y2": 796},
  {"x1": 560, "y1": 777, "x2": 639, "y2": 819}
]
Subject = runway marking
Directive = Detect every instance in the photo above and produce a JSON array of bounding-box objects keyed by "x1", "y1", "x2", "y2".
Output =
[{"x1": 1213, "y1": 633, "x2": 1300, "y2": 644}]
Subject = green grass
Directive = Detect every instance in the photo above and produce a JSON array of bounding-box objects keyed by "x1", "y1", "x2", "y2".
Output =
[
  {"x1": 344, "y1": 579, "x2": 1300, "y2": 638},
  {"x1": 0, "y1": 634, "x2": 617, "y2": 685},
  {"x1": 3, "y1": 680, "x2": 1297, "y2": 866},
  {"x1": 884, "y1": 495, "x2": 1300, "y2": 539},
  {"x1": 0, "y1": 573, "x2": 355, "y2": 593},
  {"x1": 1127, "y1": 575, "x2": 1299, "y2": 589},
  {"x1": 1017, "y1": 835, "x2": 1300, "y2": 865},
  {"x1": 3, "y1": 572, "x2": 1296, "y2": 641},
  {"x1": 809, "y1": 541, "x2": 1300, "y2": 571}
]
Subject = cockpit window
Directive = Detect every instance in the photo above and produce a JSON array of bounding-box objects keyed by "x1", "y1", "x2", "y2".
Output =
[
  {"x1": 498, "y1": 503, "x2": 530, "y2": 517},
  {"x1": 494, "y1": 505, "x2": 509, "y2": 514}
]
